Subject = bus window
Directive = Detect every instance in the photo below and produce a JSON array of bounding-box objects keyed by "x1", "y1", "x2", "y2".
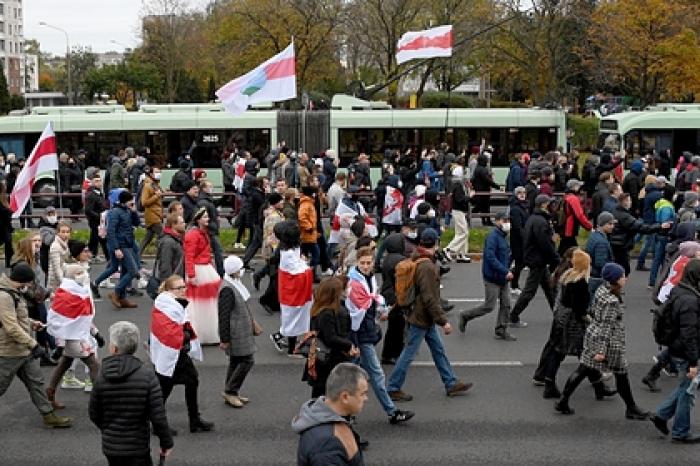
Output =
[
  {"x1": 641, "y1": 131, "x2": 671, "y2": 156},
  {"x1": 98, "y1": 131, "x2": 126, "y2": 166},
  {"x1": 126, "y1": 131, "x2": 146, "y2": 152}
]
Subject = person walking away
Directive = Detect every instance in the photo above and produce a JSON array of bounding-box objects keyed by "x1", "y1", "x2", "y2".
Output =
[
  {"x1": 459, "y1": 211, "x2": 516, "y2": 340},
  {"x1": 293, "y1": 363, "x2": 368, "y2": 466},
  {"x1": 470, "y1": 154, "x2": 499, "y2": 226},
  {"x1": 241, "y1": 177, "x2": 267, "y2": 270},
  {"x1": 90, "y1": 321, "x2": 173, "y2": 465},
  {"x1": 218, "y1": 256, "x2": 257, "y2": 408},
  {"x1": 150, "y1": 275, "x2": 213, "y2": 434},
  {"x1": 559, "y1": 179, "x2": 593, "y2": 256},
  {"x1": 85, "y1": 174, "x2": 108, "y2": 261},
  {"x1": 198, "y1": 180, "x2": 225, "y2": 276},
  {"x1": 637, "y1": 175, "x2": 662, "y2": 271},
  {"x1": 649, "y1": 259, "x2": 700, "y2": 443},
  {"x1": 254, "y1": 193, "x2": 284, "y2": 292},
  {"x1": 183, "y1": 208, "x2": 222, "y2": 345},
  {"x1": 139, "y1": 166, "x2": 164, "y2": 255},
  {"x1": 590, "y1": 172, "x2": 613, "y2": 227},
  {"x1": 509, "y1": 186, "x2": 530, "y2": 294},
  {"x1": 622, "y1": 160, "x2": 645, "y2": 217},
  {"x1": 169, "y1": 159, "x2": 192, "y2": 195},
  {"x1": 380, "y1": 233, "x2": 408, "y2": 364},
  {"x1": 64, "y1": 156, "x2": 83, "y2": 217},
  {"x1": 157, "y1": 213, "x2": 186, "y2": 280},
  {"x1": 387, "y1": 228, "x2": 473, "y2": 401},
  {"x1": 0, "y1": 263, "x2": 72, "y2": 428},
  {"x1": 649, "y1": 191, "x2": 676, "y2": 288},
  {"x1": 445, "y1": 165, "x2": 472, "y2": 263},
  {"x1": 505, "y1": 153, "x2": 527, "y2": 193},
  {"x1": 555, "y1": 263, "x2": 648, "y2": 420},
  {"x1": 345, "y1": 247, "x2": 414, "y2": 425},
  {"x1": 509, "y1": 195, "x2": 559, "y2": 327},
  {"x1": 585, "y1": 212, "x2": 615, "y2": 297}
]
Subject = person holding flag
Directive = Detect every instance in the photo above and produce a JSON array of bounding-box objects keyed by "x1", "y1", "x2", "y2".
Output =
[{"x1": 150, "y1": 274, "x2": 213, "y2": 435}]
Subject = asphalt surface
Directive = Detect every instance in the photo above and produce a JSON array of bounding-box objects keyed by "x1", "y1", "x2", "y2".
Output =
[{"x1": 1, "y1": 259, "x2": 698, "y2": 465}]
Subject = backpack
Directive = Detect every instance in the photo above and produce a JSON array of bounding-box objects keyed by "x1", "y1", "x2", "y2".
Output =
[
  {"x1": 652, "y1": 295, "x2": 677, "y2": 346},
  {"x1": 395, "y1": 257, "x2": 430, "y2": 307}
]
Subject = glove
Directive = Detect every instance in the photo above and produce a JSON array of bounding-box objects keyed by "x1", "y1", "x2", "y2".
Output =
[
  {"x1": 30, "y1": 344, "x2": 46, "y2": 360},
  {"x1": 94, "y1": 333, "x2": 105, "y2": 348}
]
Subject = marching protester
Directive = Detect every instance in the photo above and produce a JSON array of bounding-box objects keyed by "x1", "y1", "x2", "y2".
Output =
[
  {"x1": 509, "y1": 186, "x2": 530, "y2": 294},
  {"x1": 138, "y1": 166, "x2": 164, "y2": 255},
  {"x1": 150, "y1": 275, "x2": 213, "y2": 434},
  {"x1": 85, "y1": 173, "x2": 108, "y2": 261},
  {"x1": 47, "y1": 221, "x2": 72, "y2": 289},
  {"x1": 444, "y1": 164, "x2": 472, "y2": 264},
  {"x1": 198, "y1": 179, "x2": 225, "y2": 276},
  {"x1": 380, "y1": 233, "x2": 408, "y2": 365},
  {"x1": 157, "y1": 212, "x2": 186, "y2": 279}
]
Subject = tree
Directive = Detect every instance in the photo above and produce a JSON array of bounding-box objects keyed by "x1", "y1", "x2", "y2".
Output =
[
  {"x1": 0, "y1": 71, "x2": 11, "y2": 114},
  {"x1": 82, "y1": 60, "x2": 161, "y2": 107},
  {"x1": 55, "y1": 46, "x2": 98, "y2": 104}
]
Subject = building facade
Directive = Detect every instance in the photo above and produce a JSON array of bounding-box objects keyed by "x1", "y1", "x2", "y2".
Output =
[{"x1": 0, "y1": 1, "x2": 27, "y2": 94}]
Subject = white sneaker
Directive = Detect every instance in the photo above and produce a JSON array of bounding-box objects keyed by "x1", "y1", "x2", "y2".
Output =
[
  {"x1": 83, "y1": 379, "x2": 93, "y2": 393},
  {"x1": 456, "y1": 255, "x2": 471, "y2": 263},
  {"x1": 600, "y1": 371, "x2": 613, "y2": 382},
  {"x1": 443, "y1": 249, "x2": 454, "y2": 262},
  {"x1": 60, "y1": 374, "x2": 85, "y2": 390},
  {"x1": 235, "y1": 242, "x2": 244, "y2": 249},
  {"x1": 511, "y1": 288, "x2": 522, "y2": 296},
  {"x1": 100, "y1": 280, "x2": 116, "y2": 289},
  {"x1": 137, "y1": 277, "x2": 149, "y2": 289},
  {"x1": 139, "y1": 267, "x2": 152, "y2": 276},
  {"x1": 322, "y1": 268, "x2": 334, "y2": 277}
]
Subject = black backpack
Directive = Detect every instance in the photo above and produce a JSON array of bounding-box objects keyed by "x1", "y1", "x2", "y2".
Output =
[{"x1": 652, "y1": 295, "x2": 678, "y2": 346}]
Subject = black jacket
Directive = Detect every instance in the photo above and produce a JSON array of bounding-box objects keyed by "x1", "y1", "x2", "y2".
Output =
[
  {"x1": 450, "y1": 181, "x2": 470, "y2": 212},
  {"x1": 244, "y1": 187, "x2": 266, "y2": 227},
  {"x1": 85, "y1": 187, "x2": 106, "y2": 226},
  {"x1": 668, "y1": 284, "x2": 700, "y2": 367},
  {"x1": 509, "y1": 198, "x2": 529, "y2": 245},
  {"x1": 622, "y1": 172, "x2": 644, "y2": 216},
  {"x1": 169, "y1": 169, "x2": 190, "y2": 194},
  {"x1": 89, "y1": 354, "x2": 173, "y2": 458},
  {"x1": 610, "y1": 205, "x2": 661, "y2": 250},
  {"x1": 181, "y1": 193, "x2": 199, "y2": 224},
  {"x1": 381, "y1": 233, "x2": 407, "y2": 305},
  {"x1": 471, "y1": 155, "x2": 499, "y2": 192},
  {"x1": 314, "y1": 308, "x2": 353, "y2": 366},
  {"x1": 197, "y1": 192, "x2": 220, "y2": 236},
  {"x1": 522, "y1": 209, "x2": 558, "y2": 268}
]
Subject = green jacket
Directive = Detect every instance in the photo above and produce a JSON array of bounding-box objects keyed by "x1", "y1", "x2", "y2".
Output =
[{"x1": 0, "y1": 275, "x2": 35, "y2": 357}]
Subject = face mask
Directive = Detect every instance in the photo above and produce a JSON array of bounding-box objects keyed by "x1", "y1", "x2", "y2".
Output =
[
  {"x1": 427, "y1": 210, "x2": 436, "y2": 218},
  {"x1": 154, "y1": 173, "x2": 161, "y2": 181},
  {"x1": 397, "y1": 180, "x2": 403, "y2": 189},
  {"x1": 47, "y1": 215, "x2": 58, "y2": 224},
  {"x1": 18, "y1": 286, "x2": 28, "y2": 293},
  {"x1": 407, "y1": 231, "x2": 417, "y2": 239},
  {"x1": 501, "y1": 222, "x2": 511, "y2": 233}
]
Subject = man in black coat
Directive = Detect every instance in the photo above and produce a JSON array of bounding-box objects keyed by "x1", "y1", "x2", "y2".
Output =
[
  {"x1": 380, "y1": 233, "x2": 408, "y2": 364},
  {"x1": 180, "y1": 181, "x2": 200, "y2": 225},
  {"x1": 471, "y1": 154, "x2": 500, "y2": 226},
  {"x1": 85, "y1": 173, "x2": 108, "y2": 260},
  {"x1": 89, "y1": 321, "x2": 173, "y2": 465},
  {"x1": 241, "y1": 177, "x2": 267, "y2": 269},
  {"x1": 509, "y1": 194, "x2": 558, "y2": 327},
  {"x1": 509, "y1": 186, "x2": 530, "y2": 293}
]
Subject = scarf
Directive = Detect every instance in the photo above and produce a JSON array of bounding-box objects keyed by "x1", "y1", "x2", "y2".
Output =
[{"x1": 224, "y1": 273, "x2": 250, "y2": 302}]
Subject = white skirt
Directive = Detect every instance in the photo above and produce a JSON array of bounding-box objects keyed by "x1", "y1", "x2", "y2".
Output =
[{"x1": 186, "y1": 264, "x2": 221, "y2": 345}]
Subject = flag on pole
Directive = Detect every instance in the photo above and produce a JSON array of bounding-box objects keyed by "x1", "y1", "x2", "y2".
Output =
[
  {"x1": 216, "y1": 42, "x2": 296, "y2": 115},
  {"x1": 396, "y1": 25, "x2": 453, "y2": 65},
  {"x1": 9, "y1": 122, "x2": 58, "y2": 218}
]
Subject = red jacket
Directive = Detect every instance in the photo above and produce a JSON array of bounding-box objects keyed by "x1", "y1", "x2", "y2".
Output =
[
  {"x1": 563, "y1": 193, "x2": 592, "y2": 237},
  {"x1": 184, "y1": 227, "x2": 212, "y2": 278}
]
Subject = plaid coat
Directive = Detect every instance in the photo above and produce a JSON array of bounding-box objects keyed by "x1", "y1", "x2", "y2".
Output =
[{"x1": 581, "y1": 284, "x2": 628, "y2": 373}]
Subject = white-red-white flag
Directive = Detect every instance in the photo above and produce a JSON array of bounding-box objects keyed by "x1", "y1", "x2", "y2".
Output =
[
  {"x1": 47, "y1": 278, "x2": 94, "y2": 341},
  {"x1": 10, "y1": 122, "x2": 58, "y2": 218},
  {"x1": 396, "y1": 25, "x2": 453, "y2": 65},
  {"x1": 150, "y1": 292, "x2": 203, "y2": 377},
  {"x1": 278, "y1": 248, "x2": 313, "y2": 337}
]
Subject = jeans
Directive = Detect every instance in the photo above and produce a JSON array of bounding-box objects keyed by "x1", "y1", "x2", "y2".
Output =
[
  {"x1": 460, "y1": 281, "x2": 510, "y2": 332},
  {"x1": 387, "y1": 324, "x2": 458, "y2": 393},
  {"x1": 637, "y1": 233, "x2": 656, "y2": 267},
  {"x1": 358, "y1": 343, "x2": 396, "y2": 416},
  {"x1": 509, "y1": 265, "x2": 555, "y2": 322},
  {"x1": 301, "y1": 242, "x2": 320, "y2": 268},
  {"x1": 649, "y1": 236, "x2": 668, "y2": 286},
  {"x1": 95, "y1": 247, "x2": 139, "y2": 298},
  {"x1": 656, "y1": 359, "x2": 693, "y2": 439}
]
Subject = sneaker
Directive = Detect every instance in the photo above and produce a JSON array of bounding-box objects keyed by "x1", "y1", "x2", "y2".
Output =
[
  {"x1": 388, "y1": 390, "x2": 413, "y2": 402},
  {"x1": 446, "y1": 381, "x2": 473, "y2": 397},
  {"x1": 443, "y1": 249, "x2": 454, "y2": 262},
  {"x1": 322, "y1": 268, "x2": 334, "y2": 277},
  {"x1": 600, "y1": 371, "x2": 613, "y2": 382},
  {"x1": 270, "y1": 334, "x2": 285, "y2": 353},
  {"x1": 456, "y1": 255, "x2": 471, "y2": 263},
  {"x1": 510, "y1": 287, "x2": 522, "y2": 297},
  {"x1": 100, "y1": 280, "x2": 116, "y2": 289},
  {"x1": 83, "y1": 379, "x2": 93, "y2": 393},
  {"x1": 287, "y1": 353, "x2": 305, "y2": 359},
  {"x1": 662, "y1": 368, "x2": 679, "y2": 378},
  {"x1": 139, "y1": 267, "x2": 153, "y2": 276},
  {"x1": 43, "y1": 412, "x2": 72, "y2": 428},
  {"x1": 389, "y1": 409, "x2": 415, "y2": 425},
  {"x1": 508, "y1": 321, "x2": 528, "y2": 328},
  {"x1": 137, "y1": 277, "x2": 149, "y2": 289},
  {"x1": 60, "y1": 374, "x2": 85, "y2": 390},
  {"x1": 234, "y1": 242, "x2": 244, "y2": 249},
  {"x1": 672, "y1": 435, "x2": 700, "y2": 444},
  {"x1": 494, "y1": 332, "x2": 517, "y2": 341},
  {"x1": 92, "y1": 256, "x2": 106, "y2": 264}
]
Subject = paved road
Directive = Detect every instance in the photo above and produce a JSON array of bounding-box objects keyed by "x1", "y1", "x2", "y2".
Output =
[{"x1": 1, "y1": 260, "x2": 697, "y2": 465}]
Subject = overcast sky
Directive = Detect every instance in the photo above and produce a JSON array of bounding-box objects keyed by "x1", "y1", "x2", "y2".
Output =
[{"x1": 24, "y1": 0, "x2": 209, "y2": 56}]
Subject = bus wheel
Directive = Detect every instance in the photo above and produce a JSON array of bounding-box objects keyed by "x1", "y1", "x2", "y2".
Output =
[{"x1": 32, "y1": 178, "x2": 57, "y2": 208}]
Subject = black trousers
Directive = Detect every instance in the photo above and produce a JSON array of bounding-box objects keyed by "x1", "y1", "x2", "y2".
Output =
[
  {"x1": 510, "y1": 238, "x2": 524, "y2": 289},
  {"x1": 612, "y1": 246, "x2": 630, "y2": 276},
  {"x1": 224, "y1": 354, "x2": 254, "y2": 395},
  {"x1": 509, "y1": 265, "x2": 555, "y2": 322},
  {"x1": 88, "y1": 222, "x2": 109, "y2": 258},
  {"x1": 558, "y1": 236, "x2": 578, "y2": 257},
  {"x1": 157, "y1": 366, "x2": 200, "y2": 421},
  {"x1": 107, "y1": 455, "x2": 153, "y2": 466},
  {"x1": 0, "y1": 229, "x2": 13, "y2": 268},
  {"x1": 381, "y1": 306, "x2": 406, "y2": 361},
  {"x1": 242, "y1": 224, "x2": 263, "y2": 265}
]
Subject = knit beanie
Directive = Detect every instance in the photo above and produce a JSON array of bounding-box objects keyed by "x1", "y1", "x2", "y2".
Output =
[
  {"x1": 602, "y1": 262, "x2": 625, "y2": 284},
  {"x1": 10, "y1": 263, "x2": 35, "y2": 283},
  {"x1": 118, "y1": 190, "x2": 133, "y2": 204},
  {"x1": 68, "y1": 239, "x2": 87, "y2": 260}
]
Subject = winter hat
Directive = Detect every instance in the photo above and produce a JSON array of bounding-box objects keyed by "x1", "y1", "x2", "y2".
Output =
[
  {"x1": 268, "y1": 193, "x2": 283, "y2": 205},
  {"x1": 571, "y1": 249, "x2": 591, "y2": 273},
  {"x1": 597, "y1": 211, "x2": 616, "y2": 227},
  {"x1": 630, "y1": 159, "x2": 643, "y2": 175},
  {"x1": 534, "y1": 194, "x2": 552, "y2": 206},
  {"x1": 224, "y1": 256, "x2": 244, "y2": 276},
  {"x1": 9, "y1": 263, "x2": 35, "y2": 283},
  {"x1": 683, "y1": 191, "x2": 699, "y2": 207},
  {"x1": 566, "y1": 179, "x2": 584, "y2": 192},
  {"x1": 602, "y1": 262, "x2": 625, "y2": 284},
  {"x1": 118, "y1": 190, "x2": 133, "y2": 204},
  {"x1": 68, "y1": 239, "x2": 87, "y2": 260},
  {"x1": 420, "y1": 228, "x2": 438, "y2": 247},
  {"x1": 678, "y1": 241, "x2": 700, "y2": 258},
  {"x1": 273, "y1": 220, "x2": 301, "y2": 250}
]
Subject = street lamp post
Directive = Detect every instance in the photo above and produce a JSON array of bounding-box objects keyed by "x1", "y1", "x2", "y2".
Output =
[{"x1": 39, "y1": 21, "x2": 72, "y2": 105}]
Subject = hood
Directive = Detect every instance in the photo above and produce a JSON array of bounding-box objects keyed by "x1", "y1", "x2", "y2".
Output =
[
  {"x1": 101, "y1": 354, "x2": 143, "y2": 382},
  {"x1": 477, "y1": 154, "x2": 488, "y2": 166},
  {"x1": 384, "y1": 232, "x2": 406, "y2": 254},
  {"x1": 680, "y1": 258, "x2": 700, "y2": 291},
  {"x1": 0, "y1": 274, "x2": 18, "y2": 293},
  {"x1": 683, "y1": 191, "x2": 699, "y2": 208},
  {"x1": 673, "y1": 222, "x2": 696, "y2": 243},
  {"x1": 630, "y1": 160, "x2": 643, "y2": 175},
  {"x1": 386, "y1": 175, "x2": 400, "y2": 189},
  {"x1": 291, "y1": 397, "x2": 347, "y2": 434},
  {"x1": 601, "y1": 153, "x2": 611, "y2": 164}
]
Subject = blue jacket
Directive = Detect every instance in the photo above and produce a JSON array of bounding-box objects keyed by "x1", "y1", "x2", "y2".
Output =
[
  {"x1": 585, "y1": 230, "x2": 613, "y2": 278},
  {"x1": 602, "y1": 197, "x2": 618, "y2": 214},
  {"x1": 418, "y1": 160, "x2": 439, "y2": 183},
  {"x1": 642, "y1": 186, "x2": 662, "y2": 224},
  {"x1": 106, "y1": 204, "x2": 140, "y2": 251},
  {"x1": 506, "y1": 160, "x2": 526, "y2": 192},
  {"x1": 482, "y1": 227, "x2": 511, "y2": 285}
]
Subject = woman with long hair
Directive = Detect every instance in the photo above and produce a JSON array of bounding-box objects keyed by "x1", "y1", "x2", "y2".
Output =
[
  {"x1": 555, "y1": 262, "x2": 648, "y2": 420},
  {"x1": 184, "y1": 208, "x2": 222, "y2": 344},
  {"x1": 151, "y1": 274, "x2": 213, "y2": 434},
  {"x1": 304, "y1": 276, "x2": 358, "y2": 398},
  {"x1": 0, "y1": 182, "x2": 14, "y2": 268}
]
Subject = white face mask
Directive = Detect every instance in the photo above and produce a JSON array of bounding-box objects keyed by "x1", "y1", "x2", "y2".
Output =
[
  {"x1": 407, "y1": 231, "x2": 417, "y2": 239},
  {"x1": 397, "y1": 180, "x2": 403, "y2": 188},
  {"x1": 18, "y1": 285, "x2": 28, "y2": 293},
  {"x1": 500, "y1": 222, "x2": 511, "y2": 233},
  {"x1": 153, "y1": 173, "x2": 161, "y2": 181},
  {"x1": 47, "y1": 215, "x2": 58, "y2": 224},
  {"x1": 427, "y1": 210, "x2": 436, "y2": 218}
]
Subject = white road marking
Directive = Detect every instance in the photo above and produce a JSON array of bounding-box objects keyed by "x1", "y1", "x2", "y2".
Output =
[
  {"x1": 411, "y1": 361, "x2": 523, "y2": 367},
  {"x1": 447, "y1": 298, "x2": 485, "y2": 302}
]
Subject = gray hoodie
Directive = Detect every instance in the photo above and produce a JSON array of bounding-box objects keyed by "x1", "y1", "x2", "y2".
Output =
[{"x1": 292, "y1": 397, "x2": 346, "y2": 434}]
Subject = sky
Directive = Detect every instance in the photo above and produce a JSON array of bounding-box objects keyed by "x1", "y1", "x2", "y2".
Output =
[{"x1": 24, "y1": 0, "x2": 209, "y2": 56}]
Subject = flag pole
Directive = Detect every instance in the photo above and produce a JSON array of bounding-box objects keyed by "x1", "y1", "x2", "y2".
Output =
[
  {"x1": 55, "y1": 167, "x2": 64, "y2": 214},
  {"x1": 444, "y1": 54, "x2": 453, "y2": 138}
]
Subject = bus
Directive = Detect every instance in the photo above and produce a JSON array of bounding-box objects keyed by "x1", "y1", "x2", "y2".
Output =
[
  {"x1": 0, "y1": 97, "x2": 567, "y2": 197},
  {"x1": 598, "y1": 104, "x2": 700, "y2": 165}
]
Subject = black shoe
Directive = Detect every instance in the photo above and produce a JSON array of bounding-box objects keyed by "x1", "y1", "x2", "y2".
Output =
[
  {"x1": 554, "y1": 400, "x2": 574, "y2": 415},
  {"x1": 51, "y1": 347, "x2": 63, "y2": 361},
  {"x1": 672, "y1": 435, "x2": 700, "y2": 444},
  {"x1": 442, "y1": 303, "x2": 455, "y2": 313},
  {"x1": 190, "y1": 418, "x2": 214, "y2": 433},
  {"x1": 542, "y1": 384, "x2": 561, "y2": 399},
  {"x1": 458, "y1": 313, "x2": 468, "y2": 333},
  {"x1": 636, "y1": 265, "x2": 650, "y2": 271},
  {"x1": 642, "y1": 375, "x2": 661, "y2": 392},
  {"x1": 650, "y1": 415, "x2": 669, "y2": 436},
  {"x1": 90, "y1": 282, "x2": 101, "y2": 299},
  {"x1": 439, "y1": 265, "x2": 451, "y2": 276},
  {"x1": 593, "y1": 382, "x2": 617, "y2": 400},
  {"x1": 40, "y1": 356, "x2": 58, "y2": 367},
  {"x1": 358, "y1": 439, "x2": 370, "y2": 450},
  {"x1": 625, "y1": 405, "x2": 649, "y2": 420},
  {"x1": 253, "y1": 273, "x2": 262, "y2": 291},
  {"x1": 494, "y1": 331, "x2": 517, "y2": 341},
  {"x1": 389, "y1": 409, "x2": 415, "y2": 425}
]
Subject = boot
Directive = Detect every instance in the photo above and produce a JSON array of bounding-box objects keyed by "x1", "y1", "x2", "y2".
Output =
[
  {"x1": 118, "y1": 298, "x2": 138, "y2": 309},
  {"x1": 43, "y1": 411, "x2": 72, "y2": 428},
  {"x1": 641, "y1": 374, "x2": 661, "y2": 392},
  {"x1": 189, "y1": 416, "x2": 215, "y2": 433},
  {"x1": 108, "y1": 292, "x2": 122, "y2": 308},
  {"x1": 46, "y1": 387, "x2": 65, "y2": 410},
  {"x1": 542, "y1": 380, "x2": 561, "y2": 399},
  {"x1": 593, "y1": 381, "x2": 617, "y2": 400},
  {"x1": 614, "y1": 372, "x2": 649, "y2": 420},
  {"x1": 554, "y1": 365, "x2": 588, "y2": 415}
]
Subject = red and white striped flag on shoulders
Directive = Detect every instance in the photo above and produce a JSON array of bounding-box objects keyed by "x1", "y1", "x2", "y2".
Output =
[
  {"x1": 278, "y1": 248, "x2": 313, "y2": 337},
  {"x1": 150, "y1": 293, "x2": 203, "y2": 377},
  {"x1": 10, "y1": 122, "x2": 58, "y2": 218},
  {"x1": 47, "y1": 278, "x2": 94, "y2": 341},
  {"x1": 396, "y1": 25, "x2": 453, "y2": 65}
]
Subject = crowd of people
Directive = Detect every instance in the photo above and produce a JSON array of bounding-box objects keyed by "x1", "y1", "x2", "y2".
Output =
[{"x1": 1, "y1": 139, "x2": 700, "y2": 465}]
